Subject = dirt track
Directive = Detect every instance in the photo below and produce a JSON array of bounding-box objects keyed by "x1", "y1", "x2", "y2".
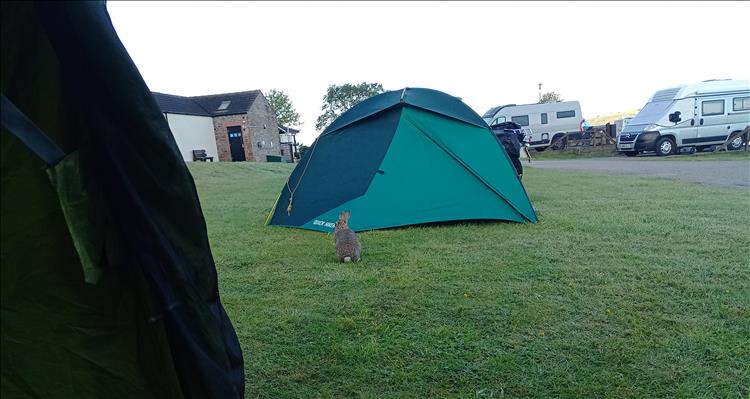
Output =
[{"x1": 529, "y1": 158, "x2": 750, "y2": 188}]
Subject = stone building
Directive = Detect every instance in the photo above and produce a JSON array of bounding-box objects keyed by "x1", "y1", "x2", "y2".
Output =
[
  {"x1": 153, "y1": 90, "x2": 282, "y2": 162},
  {"x1": 278, "y1": 125, "x2": 300, "y2": 163}
]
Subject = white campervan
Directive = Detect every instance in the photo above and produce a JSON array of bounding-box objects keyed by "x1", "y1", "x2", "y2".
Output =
[
  {"x1": 617, "y1": 79, "x2": 750, "y2": 156},
  {"x1": 482, "y1": 101, "x2": 583, "y2": 151}
]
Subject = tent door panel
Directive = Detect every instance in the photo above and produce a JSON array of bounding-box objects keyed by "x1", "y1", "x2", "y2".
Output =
[{"x1": 227, "y1": 127, "x2": 245, "y2": 162}]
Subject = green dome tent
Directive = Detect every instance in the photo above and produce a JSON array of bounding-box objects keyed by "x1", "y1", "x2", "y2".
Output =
[
  {"x1": 1, "y1": 2, "x2": 243, "y2": 398},
  {"x1": 267, "y1": 88, "x2": 537, "y2": 232}
]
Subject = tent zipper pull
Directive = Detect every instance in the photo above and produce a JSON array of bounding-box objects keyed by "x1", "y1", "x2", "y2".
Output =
[{"x1": 287, "y1": 197, "x2": 293, "y2": 215}]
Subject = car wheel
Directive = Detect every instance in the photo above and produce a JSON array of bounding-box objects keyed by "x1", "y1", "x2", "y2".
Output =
[
  {"x1": 727, "y1": 134, "x2": 744, "y2": 151},
  {"x1": 655, "y1": 137, "x2": 675, "y2": 156},
  {"x1": 624, "y1": 151, "x2": 639, "y2": 157}
]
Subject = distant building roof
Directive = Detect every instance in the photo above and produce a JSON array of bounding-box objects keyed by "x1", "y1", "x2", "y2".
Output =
[
  {"x1": 278, "y1": 125, "x2": 299, "y2": 134},
  {"x1": 152, "y1": 92, "x2": 210, "y2": 116},
  {"x1": 152, "y1": 90, "x2": 262, "y2": 117},
  {"x1": 191, "y1": 90, "x2": 261, "y2": 116}
]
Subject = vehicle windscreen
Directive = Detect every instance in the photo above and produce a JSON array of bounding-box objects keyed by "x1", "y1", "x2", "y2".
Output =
[
  {"x1": 482, "y1": 106, "x2": 501, "y2": 119},
  {"x1": 628, "y1": 100, "x2": 674, "y2": 125}
]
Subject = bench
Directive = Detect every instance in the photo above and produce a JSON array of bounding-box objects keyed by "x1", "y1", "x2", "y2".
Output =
[{"x1": 192, "y1": 149, "x2": 214, "y2": 162}]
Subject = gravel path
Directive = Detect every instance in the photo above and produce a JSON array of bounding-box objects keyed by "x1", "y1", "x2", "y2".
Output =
[{"x1": 529, "y1": 158, "x2": 750, "y2": 188}]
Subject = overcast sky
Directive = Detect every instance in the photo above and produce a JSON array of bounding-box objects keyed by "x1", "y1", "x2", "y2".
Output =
[{"x1": 107, "y1": 1, "x2": 749, "y2": 145}]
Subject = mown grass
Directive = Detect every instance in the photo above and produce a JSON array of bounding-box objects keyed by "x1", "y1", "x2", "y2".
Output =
[{"x1": 188, "y1": 162, "x2": 749, "y2": 399}]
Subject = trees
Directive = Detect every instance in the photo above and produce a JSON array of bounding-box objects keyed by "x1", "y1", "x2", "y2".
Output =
[
  {"x1": 266, "y1": 89, "x2": 301, "y2": 128},
  {"x1": 298, "y1": 144, "x2": 310, "y2": 159},
  {"x1": 539, "y1": 92, "x2": 563, "y2": 103},
  {"x1": 266, "y1": 89, "x2": 302, "y2": 161},
  {"x1": 315, "y1": 82, "x2": 384, "y2": 131}
]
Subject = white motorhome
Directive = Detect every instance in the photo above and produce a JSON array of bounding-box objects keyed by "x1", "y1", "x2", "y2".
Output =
[
  {"x1": 614, "y1": 117, "x2": 632, "y2": 137},
  {"x1": 617, "y1": 79, "x2": 750, "y2": 156},
  {"x1": 482, "y1": 101, "x2": 583, "y2": 151}
]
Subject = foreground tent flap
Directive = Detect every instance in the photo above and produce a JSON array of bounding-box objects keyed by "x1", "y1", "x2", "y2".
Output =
[
  {"x1": 1, "y1": 1, "x2": 243, "y2": 398},
  {"x1": 268, "y1": 88, "x2": 537, "y2": 233}
]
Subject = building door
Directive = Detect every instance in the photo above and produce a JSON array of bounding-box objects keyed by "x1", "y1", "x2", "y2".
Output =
[{"x1": 227, "y1": 126, "x2": 245, "y2": 161}]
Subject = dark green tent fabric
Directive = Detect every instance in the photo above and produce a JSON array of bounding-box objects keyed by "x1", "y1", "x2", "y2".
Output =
[
  {"x1": 1, "y1": 2, "x2": 243, "y2": 398},
  {"x1": 268, "y1": 88, "x2": 537, "y2": 233},
  {"x1": 323, "y1": 87, "x2": 487, "y2": 134}
]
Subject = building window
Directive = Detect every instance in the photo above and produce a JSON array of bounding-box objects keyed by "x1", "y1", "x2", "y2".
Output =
[
  {"x1": 556, "y1": 110, "x2": 576, "y2": 118},
  {"x1": 541, "y1": 113, "x2": 548, "y2": 124},
  {"x1": 217, "y1": 100, "x2": 231, "y2": 111},
  {"x1": 702, "y1": 100, "x2": 724, "y2": 116},
  {"x1": 281, "y1": 149, "x2": 285, "y2": 155},
  {"x1": 733, "y1": 97, "x2": 750, "y2": 111},
  {"x1": 511, "y1": 115, "x2": 530, "y2": 126}
]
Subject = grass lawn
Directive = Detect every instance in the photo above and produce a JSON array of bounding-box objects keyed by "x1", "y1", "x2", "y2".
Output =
[{"x1": 189, "y1": 162, "x2": 749, "y2": 398}]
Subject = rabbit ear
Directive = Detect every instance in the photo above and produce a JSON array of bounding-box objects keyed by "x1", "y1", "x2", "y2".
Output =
[
  {"x1": 344, "y1": 211, "x2": 351, "y2": 220},
  {"x1": 339, "y1": 211, "x2": 345, "y2": 220}
]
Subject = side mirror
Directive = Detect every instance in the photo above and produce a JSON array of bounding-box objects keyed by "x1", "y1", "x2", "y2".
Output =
[{"x1": 668, "y1": 111, "x2": 681, "y2": 123}]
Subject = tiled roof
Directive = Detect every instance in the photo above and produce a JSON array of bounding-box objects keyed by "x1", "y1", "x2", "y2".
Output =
[
  {"x1": 152, "y1": 92, "x2": 210, "y2": 116},
  {"x1": 191, "y1": 90, "x2": 261, "y2": 116},
  {"x1": 152, "y1": 90, "x2": 262, "y2": 116}
]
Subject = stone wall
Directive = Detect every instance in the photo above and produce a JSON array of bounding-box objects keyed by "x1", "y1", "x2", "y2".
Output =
[
  {"x1": 246, "y1": 93, "x2": 281, "y2": 162},
  {"x1": 210, "y1": 93, "x2": 282, "y2": 162},
  {"x1": 213, "y1": 114, "x2": 254, "y2": 162},
  {"x1": 279, "y1": 143, "x2": 294, "y2": 163}
]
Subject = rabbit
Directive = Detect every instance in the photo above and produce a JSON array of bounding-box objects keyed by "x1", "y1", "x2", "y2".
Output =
[{"x1": 334, "y1": 211, "x2": 361, "y2": 263}]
